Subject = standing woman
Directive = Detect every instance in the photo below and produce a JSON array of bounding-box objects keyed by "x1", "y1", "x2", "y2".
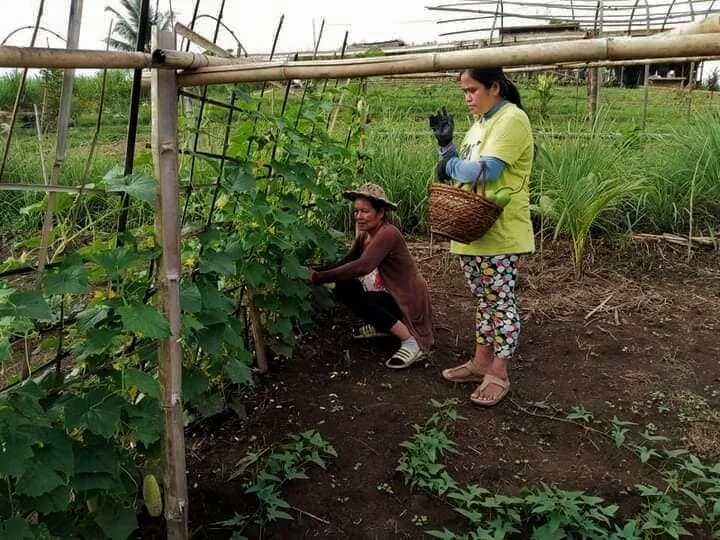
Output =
[{"x1": 429, "y1": 67, "x2": 534, "y2": 407}]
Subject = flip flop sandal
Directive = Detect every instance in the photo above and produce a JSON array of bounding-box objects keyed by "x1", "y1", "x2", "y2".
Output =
[
  {"x1": 441, "y1": 361, "x2": 485, "y2": 383},
  {"x1": 352, "y1": 324, "x2": 390, "y2": 339},
  {"x1": 470, "y1": 374, "x2": 510, "y2": 407},
  {"x1": 385, "y1": 346, "x2": 424, "y2": 370}
]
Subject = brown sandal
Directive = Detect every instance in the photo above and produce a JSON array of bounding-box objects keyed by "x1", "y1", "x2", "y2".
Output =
[
  {"x1": 470, "y1": 374, "x2": 510, "y2": 407},
  {"x1": 441, "y1": 361, "x2": 485, "y2": 383}
]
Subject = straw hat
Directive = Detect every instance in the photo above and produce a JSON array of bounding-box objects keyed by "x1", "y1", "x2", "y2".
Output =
[{"x1": 342, "y1": 183, "x2": 397, "y2": 210}]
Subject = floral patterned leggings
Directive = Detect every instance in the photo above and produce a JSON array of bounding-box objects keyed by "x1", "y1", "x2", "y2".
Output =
[{"x1": 460, "y1": 255, "x2": 521, "y2": 359}]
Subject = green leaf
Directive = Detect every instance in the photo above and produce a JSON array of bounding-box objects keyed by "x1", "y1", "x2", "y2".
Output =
[
  {"x1": 65, "y1": 391, "x2": 124, "y2": 439},
  {"x1": 223, "y1": 319, "x2": 245, "y2": 350},
  {"x1": 196, "y1": 323, "x2": 225, "y2": 354},
  {"x1": 6, "y1": 290, "x2": 52, "y2": 321},
  {"x1": 200, "y1": 251, "x2": 237, "y2": 276},
  {"x1": 72, "y1": 472, "x2": 116, "y2": 492},
  {"x1": 0, "y1": 431, "x2": 34, "y2": 476},
  {"x1": 193, "y1": 392, "x2": 225, "y2": 418},
  {"x1": 118, "y1": 304, "x2": 170, "y2": 339},
  {"x1": 225, "y1": 161, "x2": 256, "y2": 195},
  {"x1": 105, "y1": 171, "x2": 157, "y2": 204},
  {"x1": 0, "y1": 338, "x2": 11, "y2": 362},
  {"x1": 124, "y1": 398, "x2": 161, "y2": 446},
  {"x1": 224, "y1": 353, "x2": 253, "y2": 385},
  {"x1": 198, "y1": 281, "x2": 234, "y2": 314},
  {"x1": 180, "y1": 284, "x2": 202, "y2": 313},
  {"x1": 77, "y1": 305, "x2": 111, "y2": 331},
  {"x1": 88, "y1": 248, "x2": 148, "y2": 278},
  {"x1": 124, "y1": 368, "x2": 160, "y2": 400},
  {"x1": 0, "y1": 287, "x2": 14, "y2": 303},
  {"x1": 242, "y1": 261, "x2": 272, "y2": 288},
  {"x1": 0, "y1": 518, "x2": 33, "y2": 539},
  {"x1": 34, "y1": 428, "x2": 74, "y2": 476},
  {"x1": 182, "y1": 368, "x2": 210, "y2": 403},
  {"x1": 15, "y1": 464, "x2": 65, "y2": 497},
  {"x1": 74, "y1": 438, "x2": 117, "y2": 474},
  {"x1": 43, "y1": 264, "x2": 89, "y2": 295},
  {"x1": 79, "y1": 329, "x2": 120, "y2": 359},
  {"x1": 94, "y1": 499, "x2": 138, "y2": 540},
  {"x1": 24, "y1": 484, "x2": 72, "y2": 513}
]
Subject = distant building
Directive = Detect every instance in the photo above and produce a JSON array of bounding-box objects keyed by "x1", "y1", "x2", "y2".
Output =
[
  {"x1": 348, "y1": 39, "x2": 406, "y2": 50},
  {"x1": 499, "y1": 22, "x2": 588, "y2": 44}
]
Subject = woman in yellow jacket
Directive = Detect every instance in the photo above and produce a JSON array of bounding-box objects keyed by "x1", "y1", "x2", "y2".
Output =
[{"x1": 429, "y1": 67, "x2": 534, "y2": 407}]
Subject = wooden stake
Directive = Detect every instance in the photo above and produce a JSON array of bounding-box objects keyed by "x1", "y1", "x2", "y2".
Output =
[
  {"x1": 246, "y1": 288, "x2": 268, "y2": 373},
  {"x1": 37, "y1": 0, "x2": 83, "y2": 274},
  {"x1": 152, "y1": 30, "x2": 188, "y2": 540}
]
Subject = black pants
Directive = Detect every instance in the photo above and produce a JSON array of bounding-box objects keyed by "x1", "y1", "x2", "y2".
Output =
[{"x1": 335, "y1": 279, "x2": 402, "y2": 332}]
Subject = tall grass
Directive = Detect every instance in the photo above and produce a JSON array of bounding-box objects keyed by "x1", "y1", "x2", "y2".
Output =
[
  {"x1": 634, "y1": 117, "x2": 720, "y2": 233},
  {"x1": 532, "y1": 123, "x2": 647, "y2": 276},
  {"x1": 362, "y1": 126, "x2": 436, "y2": 233}
]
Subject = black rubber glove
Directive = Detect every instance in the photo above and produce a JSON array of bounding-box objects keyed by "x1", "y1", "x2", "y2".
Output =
[
  {"x1": 436, "y1": 155, "x2": 451, "y2": 182},
  {"x1": 428, "y1": 107, "x2": 454, "y2": 147}
]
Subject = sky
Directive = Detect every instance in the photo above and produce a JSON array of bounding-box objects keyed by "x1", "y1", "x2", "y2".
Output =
[
  {"x1": 0, "y1": 1, "x2": 717, "y2": 79},
  {"x1": 0, "y1": 1, "x2": 447, "y2": 54}
]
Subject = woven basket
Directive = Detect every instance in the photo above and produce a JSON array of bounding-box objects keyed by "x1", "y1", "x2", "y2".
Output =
[{"x1": 429, "y1": 182, "x2": 503, "y2": 244}]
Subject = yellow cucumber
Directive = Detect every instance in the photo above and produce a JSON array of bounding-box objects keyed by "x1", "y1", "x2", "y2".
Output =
[{"x1": 143, "y1": 474, "x2": 163, "y2": 517}]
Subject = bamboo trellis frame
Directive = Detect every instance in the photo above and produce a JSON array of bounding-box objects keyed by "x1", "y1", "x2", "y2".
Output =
[{"x1": 429, "y1": 0, "x2": 720, "y2": 40}]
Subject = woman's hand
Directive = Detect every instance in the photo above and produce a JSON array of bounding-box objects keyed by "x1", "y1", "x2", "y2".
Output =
[
  {"x1": 428, "y1": 107, "x2": 454, "y2": 147},
  {"x1": 307, "y1": 268, "x2": 318, "y2": 285}
]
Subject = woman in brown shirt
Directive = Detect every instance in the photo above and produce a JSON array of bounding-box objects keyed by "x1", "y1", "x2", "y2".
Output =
[{"x1": 309, "y1": 184, "x2": 433, "y2": 368}]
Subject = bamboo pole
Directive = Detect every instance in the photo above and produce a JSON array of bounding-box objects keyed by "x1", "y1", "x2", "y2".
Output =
[
  {"x1": 380, "y1": 55, "x2": 720, "y2": 75},
  {"x1": 0, "y1": 0, "x2": 45, "y2": 180},
  {"x1": 152, "y1": 30, "x2": 188, "y2": 540},
  {"x1": 177, "y1": 33, "x2": 720, "y2": 87},
  {"x1": 0, "y1": 25, "x2": 719, "y2": 73},
  {"x1": 175, "y1": 22, "x2": 231, "y2": 57},
  {"x1": 37, "y1": 0, "x2": 83, "y2": 274},
  {"x1": 0, "y1": 46, "x2": 151, "y2": 69}
]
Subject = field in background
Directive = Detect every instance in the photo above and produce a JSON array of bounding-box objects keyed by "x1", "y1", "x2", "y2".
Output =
[{"x1": 1, "y1": 71, "x2": 719, "y2": 262}]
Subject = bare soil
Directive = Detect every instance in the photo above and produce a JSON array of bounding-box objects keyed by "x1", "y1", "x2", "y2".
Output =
[{"x1": 145, "y1": 239, "x2": 720, "y2": 539}]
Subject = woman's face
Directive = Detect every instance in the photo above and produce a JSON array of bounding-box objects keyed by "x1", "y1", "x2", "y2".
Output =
[
  {"x1": 460, "y1": 71, "x2": 502, "y2": 116},
  {"x1": 354, "y1": 198, "x2": 384, "y2": 232}
]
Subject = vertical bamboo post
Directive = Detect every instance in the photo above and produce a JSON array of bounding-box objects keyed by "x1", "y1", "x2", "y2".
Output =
[
  {"x1": 686, "y1": 61, "x2": 696, "y2": 117},
  {"x1": 642, "y1": 64, "x2": 650, "y2": 130},
  {"x1": 37, "y1": 0, "x2": 83, "y2": 274},
  {"x1": 152, "y1": 30, "x2": 188, "y2": 540}
]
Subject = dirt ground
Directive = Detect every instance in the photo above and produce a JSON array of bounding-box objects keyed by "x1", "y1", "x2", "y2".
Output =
[{"x1": 148, "y1": 239, "x2": 720, "y2": 539}]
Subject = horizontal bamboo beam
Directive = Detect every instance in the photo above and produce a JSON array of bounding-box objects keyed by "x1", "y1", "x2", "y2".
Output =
[
  {"x1": 0, "y1": 46, "x2": 151, "y2": 69},
  {"x1": 151, "y1": 48, "x2": 250, "y2": 68},
  {"x1": 382, "y1": 55, "x2": 720, "y2": 79},
  {"x1": 0, "y1": 45, "x2": 250, "y2": 69},
  {"x1": 177, "y1": 33, "x2": 720, "y2": 87}
]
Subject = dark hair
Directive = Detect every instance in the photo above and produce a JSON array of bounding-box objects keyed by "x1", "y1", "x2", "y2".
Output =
[{"x1": 462, "y1": 67, "x2": 524, "y2": 110}]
